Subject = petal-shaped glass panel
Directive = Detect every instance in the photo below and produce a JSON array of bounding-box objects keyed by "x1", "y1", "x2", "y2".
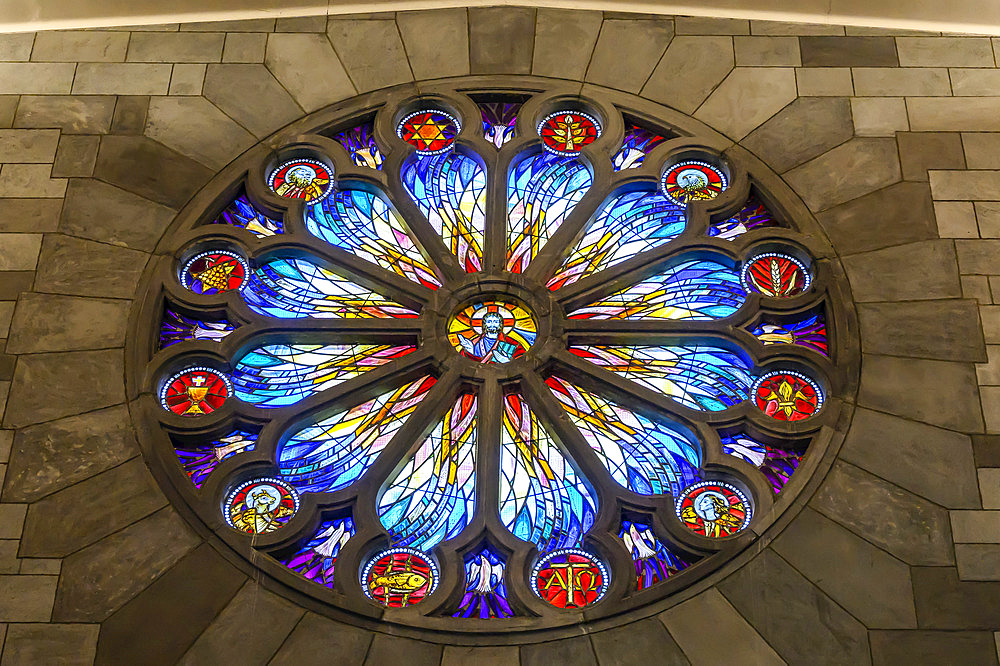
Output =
[
  {"x1": 620, "y1": 519, "x2": 690, "y2": 590},
  {"x1": 612, "y1": 125, "x2": 666, "y2": 172},
  {"x1": 332, "y1": 121, "x2": 384, "y2": 170},
  {"x1": 277, "y1": 377, "x2": 435, "y2": 492},
  {"x1": 233, "y1": 343, "x2": 415, "y2": 408},
  {"x1": 212, "y1": 194, "x2": 283, "y2": 237},
  {"x1": 708, "y1": 195, "x2": 779, "y2": 240},
  {"x1": 721, "y1": 432, "x2": 802, "y2": 493},
  {"x1": 455, "y1": 545, "x2": 514, "y2": 618},
  {"x1": 506, "y1": 153, "x2": 592, "y2": 273},
  {"x1": 402, "y1": 153, "x2": 486, "y2": 273},
  {"x1": 174, "y1": 430, "x2": 257, "y2": 488},
  {"x1": 245, "y1": 257, "x2": 418, "y2": 319},
  {"x1": 547, "y1": 377, "x2": 701, "y2": 495},
  {"x1": 379, "y1": 393, "x2": 477, "y2": 550},
  {"x1": 750, "y1": 312, "x2": 828, "y2": 356},
  {"x1": 567, "y1": 257, "x2": 745, "y2": 321},
  {"x1": 480, "y1": 101, "x2": 521, "y2": 149},
  {"x1": 306, "y1": 190, "x2": 441, "y2": 289},
  {"x1": 570, "y1": 344, "x2": 752, "y2": 411},
  {"x1": 548, "y1": 190, "x2": 685, "y2": 290},
  {"x1": 499, "y1": 393, "x2": 597, "y2": 552},
  {"x1": 281, "y1": 516, "x2": 356, "y2": 589},
  {"x1": 159, "y1": 309, "x2": 235, "y2": 349}
]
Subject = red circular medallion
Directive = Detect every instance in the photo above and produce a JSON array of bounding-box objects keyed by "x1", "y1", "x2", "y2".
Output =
[
  {"x1": 676, "y1": 481, "x2": 751, "y2": 538},
  {"x1": 752, "y1": 370, "x2": 823, "y2": 421},
  {"x1": 397, "y1": 110, "x2": 460, "y2": 155},
  {"x1": 538, "y1": 111, "x2": 601, "y2": 156},
  {"x1": 741, "y1": 253, "x2": 811, "y2": 297},
  {"x1": 660, "y1": 160, "x2": 728, "y2": 206},
  {"x1": 268, "y1": 158, "x2": 334, "y2": 202},
  {"x1": 362, "y1": 547, "x2": 438, "y2": 608},
  {"x1": 181, "y1": 250, "x2": 248, "y2": 295},
  {"x1": 531, "y1": 549, "x2": 609, "y2": 609},
  {"x1": 160, "y1": 367, "x2": 231, "y2": 416},
  {"x1": 224, "y1": 477, "x2": 299, "y2": 534}
]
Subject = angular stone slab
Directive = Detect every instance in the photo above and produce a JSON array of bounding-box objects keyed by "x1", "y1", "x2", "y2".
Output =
[
  {"x1": 20, "y1": 458, "x2": 166, "y2": 557},
  {"x1": 269, "y1": 613, "x2": 372, "y2": 666},
  {"x1": 842, "y1": 240, "x2": 961, "y2": 302},
  {"x1": 96, "y1": 544, "x2": 246, "y2": 665},
  {"x1": 857, "y1": 300, "x2": 986, "y2": 362},
  {"x1": 54, "y1": 508, "x2": 200, "y2": 622},
  {"x1": 811, "y1": 461, "x2": 955, "y2": 566},
  {"x1": 2, "y1": 349, "x2": 125, "y2": 429},
  {"x1": 719, "y1": 549, "x2": 871, "y2": 665},
  {"x1": 814, "y1": 182, "x2": 936, "y2": 256},
  {"x1": 785, "y1": 138, "x2": 901, "y2": 211},
  {"x1": 870, "y1": 630, "x2": 999, "y2": 665},
  {"x1": 264, "y1": 34, "x2": 356, "y2": 113},
  {"x1": 59, "y1": 178, "x2": 176, "y2": 252},
  {"x1": 532, "y1": 9, "x2": 603, "y2": 81},
  {"x1": 522, "y1": 635, "x2": 597, "y2": 666},
  {"x1": 897, "y1": 132, "x2": 966, "y2": 182},
  {"x1": 32, "y1": 234, "x2": 148, "y2": 300},
  {"x1": 799, "y1": 36, "x2": 898, "y2": 66},
  {"x1": 145, "y1": 95, "x2": 256, "y2": 170},
  {"x1": 6, "y1": 293, "x2": 129, "y2": 354},
  {"x1": 397, "y1": 9, "x2": 470, "y2": 80},
  {"x1": 0, "y1": 575, "x2": 59, "y2": 622},
  {"x1": 3, "y1": 405, "x2": 138, "y2": 503},
  {"x1": 643, "y1": 36, "x2": 734, "y2": 114},
  {"x1": 911, "y1": 567, "x2": 1000, "y2": 630},
  {"x1": 590, "y1": 617, "x2": 689, "y2": 665},
  {"x1": 327, "y1": 19, "x2": 412, "y2": 92},
  {"x1": 741, "y1": 96, "x2": 852, "y2": 173},
  {"x1": 586, "y1": 19, "x2": 674, "y2": 94},
  {"x1": 0, "y1": 198, "x2": 61, "y2": 233},
  {"x1": 773, "y1": 507, "x2": 917, "y2": 628},
  {"x1": 202, "y1": 64, "x2": 303, "y2": 139},
  {"x1": 469, "y1": 8, "x2": 535, "y2": 75},
  {"x1": 2, "y1": 624, "x2": 99, "y2": 665},
  {"x1": 94, "y1": 134, "x2": 213, "y2": 209},
  {"x1": 695, "y1": 67, "x2": 796, "y2": 140},
  {"x1": 441, "y1": 646, "x2": 521, "y2": 666},
  {"x1": 364, "y1": 634, "x2": 443, "y2": 666}
]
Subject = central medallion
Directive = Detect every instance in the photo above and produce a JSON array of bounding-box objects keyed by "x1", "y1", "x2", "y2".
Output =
[{"x1": 448, "y1": 298, "x2": 537, "y2": 364}]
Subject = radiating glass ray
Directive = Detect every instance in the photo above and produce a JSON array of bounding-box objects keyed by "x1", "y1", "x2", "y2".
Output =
[
  {"x1": 750, "y1": 312, "x2": 828, "y2": 356},
  {"x1": 612, "y1": 125, "x2": 666, "y2": 171},
  {"x1": 211, "y1": 193, "x2": 283, "y2": 237},
  {"x1": 569, "y1": 345, "x2": 753, "y2": 411},
  {"x1": 402, "y1": 153, "x2": 486, "y2": 273},
  {"x1": 281, "y1": 516, "x2": 356, "y2": 589},
  {"x1": 722, "y1": 432, "x2": 803, "y2": 493},
  {"x1": 232, "y1": 343, "x2": 415, "y2": 408},
  {"x1": 306, "y1": 189, "x2": 441, "y2": 289},
  {"x1": 159, "y1": 309, "x2": 236, "y2": 349},
  {"x1": 500, "y1": 393, "x2": 597, "y2": 552},
  {"x1": 332, "y1": 121, "x2": 384, "y2": 170},
  {"x1": 547, "y1": 377, "x2": 701, "y2": 496},
  {"x1": 455, "y1": 545, "x2": 514, "y2": 618},
  {"x1": 506, "y1": 153, "x2": 592, "y2": 273},
  {"x1": 620, "y1": 519, "x2": 690, "y2": 590},
  {"x1": 480, "y1": 101, "x2": 521, "y2": 149},
  {"x1": 244, "y1": 257, "x2": 418, "y2": 319},
  {"x1": 277, "y1": 377, "x2": 436, "y2": 493},
  {"x1": 379, "y1": 393, "x2": 477, "y2": 551},
  {"x1": 548, "y1": 190, "x2": 685, "y2": 290},
  {"x1": 567, "y1": 258, "x2": 746, "y2": 321},
  {"x1": 708, "y1": 195, "x2": 779, "y2": 240},
  {"x1": 173, "y1": 430, "x2": 257, "y2": 488}
]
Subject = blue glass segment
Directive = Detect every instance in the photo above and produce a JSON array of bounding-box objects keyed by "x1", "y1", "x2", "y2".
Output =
[
  {"x1": 455, "y1": 545, "x2": 514, "y2": 618},
  {"x1": 211, "y1": 194, "x2": 283, "y2": 237}
]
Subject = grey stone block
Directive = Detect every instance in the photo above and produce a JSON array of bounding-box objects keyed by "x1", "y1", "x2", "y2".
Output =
[
  {"x1": 695, "y1": 67, "x2": 796, "y2": 140},
  {"x1": 20, "y1": 458, "x2": 165, "y2": 557},
  {"x1": 145, "y1": 95, "x2": 256, "y2": 169},
  {"x1": 0, "y1": 63, "x2": 75, "y2": 94},
  {"x1": 110, "y1": 96, "x2": 148, "y2": 135},
  {"x1": 973, "y1": 435, "x2": 1000, "y2": 467},
  {"x1": 202, "y1": 64, "x2": 302, "y2": 139},
  {"x1": 521, "y1": 636, "x2": 597, "y2": 666},
  {"x1": 853, "y1": 68, "x2": 951, "y2": 97},
  {"x1": 909, "y1": 97, "x2": 1000, "y2": 132},
  {"x1": 911, "y1": 567, "x2": 1000, "y2": 630},
  {"x1": 741, "y1": 96, "x2": 852, "y2": 173},
  {"x1": 0, "y1": 539, "x2": 18, "y2": 573},
  {"x1": 0, "y1": 198, "x2": 61, "y2": 233},
  {"x1": 96, "y1": 544, "x2": 246, "y2": 665},
  {"x1": 751, "y1": 20, "x2": 844, "y2": 35},
  {"x1": 532, "y1": 9, "x2": 603, "y2": 80},
  {"x1": 896, "y1": 37, "x2": 996, "y2": 67},
  {"x1": 275, "y1": 16, "x2": 327, "y2": 32},
  {"x1": 364, "y1": 634, "x2": 442, "y2": 666},
  {"x1": 0, "y1": 504, "x2": 26, "y2": 539},
  {"x1": 327, "y1": 19, "x2": 412, "y2": 92},
  {"x1": 264, "y1": 33, "x2": 355, "y2": 113},
  {"x1": 127, "y1": 32, "x2": 225, "y2": 63},
  {"x1": 812, "y1": 461, "x2": 955, "y2": 565},
  {"x1": 469, "y1": 8, "x2": 535, "y2": 75},
  {"x1": 962, "y1": 133, "x2": 1000, "y2": 169},
  {"x1": 586, "y1": 19, "x2": 674, "y2": 93},
  {"x1": 182, "y1": 18, "x2": 274, "y2": 32},
  {"x1": 2, "y1": 404, "x2": 138, "y2": 503},
  {"x1": 94, "y1": 134, "x2": 212, "y2": 208},
  {"x1": 950, "y1": 511, "x2": 1000, "y2": 543},
  {"x1": 719, "y1": 549, "x2": 871, "y2": 665},
  {"x1": 268, "y1": 613, "x2": 372, "y2": 666},
  {"x1": 3, "y1": 349, "x2": 125, "y2": 429},
  {"x1": 642, "y1": 36, "x2": 734, "y2": 114},
  {"x1": 72, "y1": 64, "x2": 172, "y2": 95},
  {"x1": 842, "y1": 240, "x2": 961, "y2": 302},
  {"x1": 179, "y1": 581, "x2": 303, "y2": 664},
  {"x1": 0, "y1": 129, "x2": 59, "y2": 163},
  {"x1": 799, "y1": 36, "x2": 898, "y2": 66},
  {"x1": 773, "y1": 507, "x2": 917, "y2": 628},
  {"x1": 956, "y1": 544, "x2": 1000, "y2": 581},
  {"x1": 946, "y1": 69, "x2": 1000, "y2": 96},
  {"x1": 591, "y1": 618, "x2": 688, "y2": 665},
  {"x1": 897, "y1": 132, "x2": 966, "y2": 182},
  {"x1": 0, "y1": 272, "x2": 33, "y2": 300},
  {"x1": 51, "y1": 135, "x2": 100, "y2": 177},
  {"x1": 675, "y1": 16, "x2": 748, "y2": 34},
  {"x1": 0, "y1": 164, "x2": 66, "y2": 198},
  {"x1": 785, "y1": 138, "x2": 901, "y2": 212},
  {"x1": 815, "y1": 182, "x2": 937, "y2": 255},
  {"x1": 957, "y1": 240, "x2": 1000, "y2": 275},
  {"x1": 397, "y1": 9, "x2": 470, "y2": 80},
  {"x1": 930, "y1": 170, "x2": 1000, "y2": 201},
  {"x1": 59, "y1": 178, "x2": 175, "y2": 252},
  {"x1": 1, "y1": 624, "x2": 98, "y2": 665},
  {"x1": 735, "y1": 35, "x2": 800, "y2": 65},
  {"x1": 19, "y1": 559, "x2": 60, "y2": 575},
  {"x1": 169, "y1": 63, "x2": 206, "y2": 95},
  {"x1": 871, "y1": 630, "x2": 999, "y2": 665},
  {"x1": 221, "y1": 32, "x2": 267, "y2": 63},
  {"x1": 841, "y1": 407, "x2": 980, "y2": 509},
  {"x1": 31, "y1": 31, "x2": 129, "y2": 62},
  {"x1": 12, "y1": 96, "x2": 114, "y2": 133},
  {"x1": 0, "y1": 33, "x2": 34, "y2": 61},
  {"x1": 962, "y1": 275, "x2": 992, "y2": 304},
  {"x1": 441, "y1": 645, "x2": 521, "y2": 666},
  {"x1": 796, "y1": 67, "x2": 853, "y2": 96},
  {"x1": 858, "y1": 300, "x2": 985, "y2": 362},
  {"x1": 0, "y1": 575, "x2": 57, "y2": 622},
  {"x1": 32, "y1": 234, "x2": 148, "y2": 299}
]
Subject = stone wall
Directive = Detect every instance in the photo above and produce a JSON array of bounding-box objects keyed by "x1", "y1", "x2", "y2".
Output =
[{"x1": 0, "y1": 10, "x2": 997, "y2": 664}]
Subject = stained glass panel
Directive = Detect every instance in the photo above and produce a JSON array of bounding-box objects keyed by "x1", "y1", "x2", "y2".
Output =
[
  {"x1": 570, "y1": 344, "x2": 753, "y2": 411},
  {"x1": 620, "y1": 519, "x2": 690, "y2": 590},
  {"x1": 479, "y1": 101, "x2": 521, "y2": 149},
  {"x1": 174, "y1": 430, "x2": 257, "y2": 488},
  {"x1": 721, "y1": 433, "x2": 802, "y2": 493},
  {"x1": 159, "y1": 309, "x2": 236, "y2": 349},
  {"x1": 613, "y1": 124, "x2": 666, "y2": 171},
  {"x1": 277, "y1": 377, "x2": 435, "y2": 493},
  {"x1": 455, "y1": 545, "x2": 514, "y2": 618},
  {"x1": 402, "y1": 152, "x2": 486, "y2": 272},
  {"x1": 245, "y1": 257, "x2": 418, "y2": 319},
  {"x1": 506, "y1": 153, "x2": 592, "y2": 273},
  {"x1": 500, "y1": 393, "x2": 597, "y2": 552},
  {"x1": 306, "y1": 189, "x2": 441, "y2": 289},
  {"x1": 379, "y1": 393, "x2": 476, "y2": 551},
  {"x1": 332, "y1": 121, "x2": 384, "y2": 170},
  {"x1": 211, "y1": 194, "x2": 283, "y2": 237},
  {"x1": 567, "y1": 258, "x2": 745, "y2": 321},
  {"x1": 548, "y1": 190, "x2": 685, "y2": 290},
  {"x1": 708, "y1": 195, "x2": 779, "y2": 240},
  {"x1": 232, "y1": 343, "x2": 415, "y2": 408},
  {"x1": 750, "y1": 312, "x2": 828, "y2": 356},
  {"x1": 282, "y1": 516, "x2": 356, "y2": 589}
]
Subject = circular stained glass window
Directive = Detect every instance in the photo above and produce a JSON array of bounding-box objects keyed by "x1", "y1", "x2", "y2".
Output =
[{"x1": 129, "y1": 83, "x2": 855, "y2": 636}]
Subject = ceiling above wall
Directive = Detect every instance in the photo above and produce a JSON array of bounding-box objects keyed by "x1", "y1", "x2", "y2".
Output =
[{"x1": 3, "y1": 0, "x2": 1000, "y2": 35}]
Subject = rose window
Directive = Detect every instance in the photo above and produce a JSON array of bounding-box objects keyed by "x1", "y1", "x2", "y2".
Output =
[{"x1": 130, "y1": 86, "x2": 851, "y2": 634}]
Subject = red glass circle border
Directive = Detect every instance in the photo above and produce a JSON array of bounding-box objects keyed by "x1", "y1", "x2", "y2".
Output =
[
  {"x1": 180, "y1": 250, "x2": 249, "y2": 295},
  {"x1": 537, "y1": 111, "x2": 601, "y2": 156},
  {"x1": 362, "y1": 547, "x2": 440, "y2": 608},
  {"x1": 268, "y1": 158, "x2": 334, "y2": 203},
  {"x1": 660, "y1": 160, "x2": 729, "y2": 206},
  {"x1": 224, "y1": 477, "x2": 300, "y2": 534},
  {"x1": 530, "y1": 548, "x2": 609, "y2": 609},
  {"x1": 397, "y1": 110, "x2": 461, "y2": 155},
  {"x1": 752, "y1": 370, "x2": 824, "y2": 421},
  {"x1": 160, "y1": 366, "x2": 232, "y2": 416}
]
